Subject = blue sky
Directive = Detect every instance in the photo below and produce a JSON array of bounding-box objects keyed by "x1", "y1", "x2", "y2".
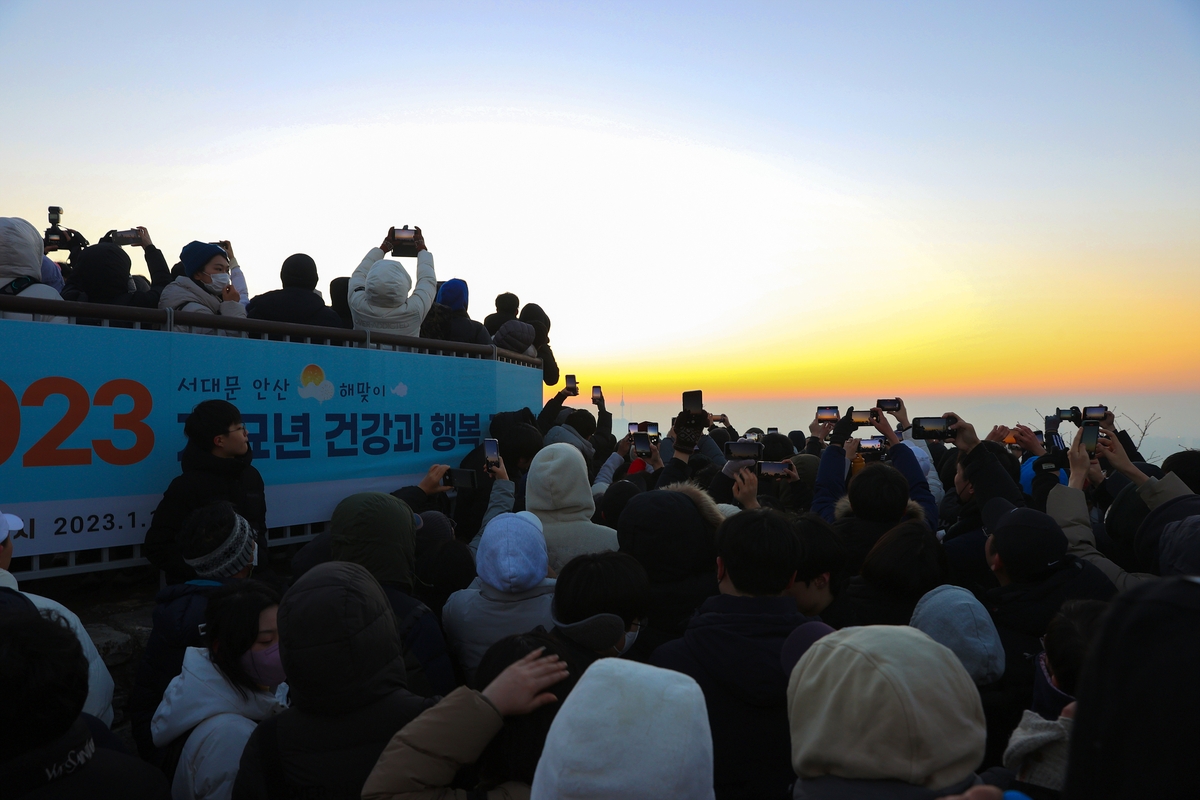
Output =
[{"x1": 2, "y1": 1, "x2": 1198, "y2": 445}]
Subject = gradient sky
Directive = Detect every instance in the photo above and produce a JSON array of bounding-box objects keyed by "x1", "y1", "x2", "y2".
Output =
[{"x1": 3, "y1": 1, "x2": 1198, "y2": 442}]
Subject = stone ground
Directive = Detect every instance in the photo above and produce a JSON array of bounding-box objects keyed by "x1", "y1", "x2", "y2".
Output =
[{"x1": 21, "y1": 547, "x2": 301, "y2": 752}]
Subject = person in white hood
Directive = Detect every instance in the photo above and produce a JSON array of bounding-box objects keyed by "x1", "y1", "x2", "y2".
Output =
[
  {"x1": 530, "y1": 658, "x2": 715, "y2": 800},
  {"x1": 349, "y1": 226, "x2": 437, "y2": 336},
  {"x1": 0, "y1": 216, "x2": 66, "y2": 322},
  {"x1": 152, "y1": 579, "x2": 285, "y2": 800},
  {"x1": 0, "y1": 510, "x2": 115, "y2": 725}
]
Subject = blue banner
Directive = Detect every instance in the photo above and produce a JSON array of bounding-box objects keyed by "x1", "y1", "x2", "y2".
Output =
[{"x1": 0, "y1": 320, "x2": 541, "y2": 555}]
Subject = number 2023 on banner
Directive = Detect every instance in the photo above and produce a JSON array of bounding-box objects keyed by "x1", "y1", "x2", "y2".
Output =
[{"x1": 0, "y1": 377, "x2": 155, "y2": 467}]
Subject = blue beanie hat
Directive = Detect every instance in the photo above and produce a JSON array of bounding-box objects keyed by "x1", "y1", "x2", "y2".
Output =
[
  {"x1": 180, "y1": 241, "x2": 227, "y2": 277},
  {"x1": 436, "y1": 278, "x2": 469, "y2": 312}
]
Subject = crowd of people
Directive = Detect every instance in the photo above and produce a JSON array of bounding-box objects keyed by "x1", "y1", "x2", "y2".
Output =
[
  {"x1": 0, "y1": 218, "x2": 560, "y2": 384},
  {"x1": 2, "y1": 214, "x2": 1198, "y2": 800}
]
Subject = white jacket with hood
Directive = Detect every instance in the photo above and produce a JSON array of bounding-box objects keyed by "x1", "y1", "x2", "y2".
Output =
[
  {"x1": 526, "y1": 443, "x2": 618, "y2": 572},
  {"x1": 348, "y1": 247, "x2": 436, "y2": 336},
  {"x1": 0, "y1": 217, "x2": 66, "y2": 322},
  {"x1": 152, "y1": 646, "x2": 282, "y2": 800},
  {"x1": 159, "y1": 273, "x2": 248, "y2": 336},
  {"x1": 0, "y1": 568, "x2": 115, "y2": 725}
]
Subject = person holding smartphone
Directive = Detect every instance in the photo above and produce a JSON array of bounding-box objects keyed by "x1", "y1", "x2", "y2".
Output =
[{"x1": 347, "y1": 226, "x2": 437, "y2": 336}]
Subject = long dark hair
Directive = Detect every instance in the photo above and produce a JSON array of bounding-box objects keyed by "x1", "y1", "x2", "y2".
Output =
[{"x1": 203, "y1": 579, "x2": 280, "y2": 697}]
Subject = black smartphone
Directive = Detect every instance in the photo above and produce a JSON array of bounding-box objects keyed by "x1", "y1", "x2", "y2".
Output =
[
  {"x1": 724, "y1": 440, "x2": 763, "y2": 460},
  {"x1": 1081, "y1": 421, "x2": 1101, "y2": 456},
  {"x1": 592, "y1": 386, "x2": 602, "y2": 402},
  {"x1": 682, "y1": 390, "x2": 703, "y2": 413},
  {"x1": 816, "y1": 406, "x2": 839, "y2": 423},
  {"x1": 912, "y1": 417, "x2": 954, "y2": 440},
  {"x1": 859, "y1": 436, "x2": 884, "y2": 451},
  {"x1": 628, "y1": 422, "x2": 640, "y2": 434},
  {"x1": 849, "y1": 410, "x2": 873, "y2": 425},
  {"x1": 632, "y1": 432, "x2": 653, "y2": 458},
  {"x1": 391, "y1": 225, "x2": 419, "y2": 257},
  {"x1": 109, "y1": 228, "x2": 141, "y2": 246},
  {"x1": 745, "y1": 432, "x2": 762, "y2": 442},
  {"x1": 1083, "y1": 405, "x2": 1107, "y2": 421},
  {"x1": 565, "y1": 374, "x2": 577, "y2": 392},
  {"x1": 757, "y1": 461, "x2": 791, "y2": 478},
  {"x1": 647, "y1": 422, "x2": 660, "y2": 442},
  {"x1": 877, "y1": 398, "x2": 901, "y2": 412},
  {"x1": 767, "y1": 427, "x2": 778, "y2": 435},
  {"x1": 483, "y1": 438, "x2": 500, "y2": 469},
  {"x1": 443, "y1": 468, "x2": 478, "y2": 489}
]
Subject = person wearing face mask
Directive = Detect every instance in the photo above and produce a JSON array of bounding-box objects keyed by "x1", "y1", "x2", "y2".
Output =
[
  {"x1": 542, "y1": 551, "x2": 649, "y2": 672},
  {"x1": 159, "y1": 240, "x2": 248, "y2": 334},
  {"x1": 129, "y1": 502, "x2": 262, "y2": 764},
  {"x1": 152, "y1": 580, "x2": 285, "y2": 800}
]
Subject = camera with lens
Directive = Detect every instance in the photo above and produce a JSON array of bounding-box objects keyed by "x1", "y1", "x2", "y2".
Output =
[{"x1": 43, "y1": 206, "x2": 88, "y2": 253}]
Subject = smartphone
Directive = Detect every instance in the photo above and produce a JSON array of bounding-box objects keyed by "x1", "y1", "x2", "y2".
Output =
[
  {"x1": 682, "y1": 390, "x2": 703, "y2": 413},
  {"x1": 756, "y1": 461, "x2": 791, "y2": 478},
  {"x1": 592, "y1": 386, "x2": 602, "y2": 402},
  {"x1": 1035, "y1": 431, "x2": 1045, "y2": 445},
  {"x1": 1081, "y1": 421, "x2": 1101, "y2": 456},
  {"x1": 816, "y1": 406, "x2": 839, "y2": 423},
  {"x1": 745, "y1": 432, "x2": 762, "y2": 443},
  {"x1": 912, "y1": 417, "x2": 954, "y2": 440},
  {"x1": 877, "y1": 398, "x2": 901, "y2": 412},
  {"x1": 724, "y1": 440, "x2": 763, "y2": 460},
  {"x1": 393, "y1": 226, "x2": 416, "y2": 240},
  {"x1": 629, "y1": 422, "x2": 640, "y2": 434},
  {"x1": 859, "y1": 437, "x2": 884, "y2": 451},
  {"x1": 647, "y1": 422, "x2": 660, "y2": 442},
  {"x1": 767, "y1": 427, "x2": 778, "y2": 435},
  {"x1": 110, "y1": 229, "x2": 141, "y2": 246},
  {"x1": 391, "y1": 226, "x2": 419, "y2": 257},
  {"x1": 632, "y1": 432, "x2": 653, "y2": 458},
  {"x1": 483, "y1": 438, "x2": 500, "y2": 469},
  {"x1": 566, "y1": 375, "x2": 577, "y2": 392},
  {"x1": 443, "y1": 468, "x2": 478, "y2": 489},
  {"x1": 849, "y1": 410, "x2": 873, "y2": 425},
  {"x1": 1083, "y1": 405, "x2": 1107, "y2": 421}
]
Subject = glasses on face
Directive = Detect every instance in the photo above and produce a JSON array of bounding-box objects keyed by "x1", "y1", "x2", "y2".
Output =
[{"x1": 227, "y1": 424, "x2": 246, "y2": 435}]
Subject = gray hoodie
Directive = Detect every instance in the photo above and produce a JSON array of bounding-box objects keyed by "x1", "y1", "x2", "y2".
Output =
[
  {"x1": 526, "y1": 443, "x2": 618, "y2": 572},
  {"x1": 348, "y1": 248, "x2": 437, "y2": 336}
]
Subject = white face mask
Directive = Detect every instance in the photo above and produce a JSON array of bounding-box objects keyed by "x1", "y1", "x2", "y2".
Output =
[
  {"x1": 206, "y1": 272, "x2": 231, "y2": 293},
  {"x1": 616, "y1": 624, "x2": 640, "y2": 656}
]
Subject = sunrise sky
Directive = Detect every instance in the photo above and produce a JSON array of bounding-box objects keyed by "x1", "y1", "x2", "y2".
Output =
[{"x1": 2, "y1": 1, "x2": 1198, "y2": 445}]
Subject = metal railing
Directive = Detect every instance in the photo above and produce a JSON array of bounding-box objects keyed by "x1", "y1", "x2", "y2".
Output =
[
  {"x1": 0, "y1": 294, "x2": 543, "y2": 368},
  {"x1": 2, "y1": 293, "x2": 541, "y2": 580}
]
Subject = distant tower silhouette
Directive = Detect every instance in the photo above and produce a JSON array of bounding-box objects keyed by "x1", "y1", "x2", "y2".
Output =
[{"x1": 620, "y1": 390, "x2": 625, "y2": 420}]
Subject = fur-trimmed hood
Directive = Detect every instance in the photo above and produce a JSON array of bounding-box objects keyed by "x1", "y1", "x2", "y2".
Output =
[
  {"x1": 834, "y1": 495, "x2": 926, "y2": 524},
  {"x1": 660, "y1": 481, "x2": 728, "y2": 531},
  {"x1": 618, "y1": 482, "x2": 723, "y2": 584}
]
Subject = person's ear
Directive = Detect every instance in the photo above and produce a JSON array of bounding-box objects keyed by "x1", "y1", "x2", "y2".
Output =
[
  {"x1": 716, "y1": 556, "x2": 727, "y2": 582},
  {"x1": 816, "y1": 571, "x2": 830, "y2": 591},
  {"x1": 784, "y1": 570, "x2": 797, "y2": 590}
]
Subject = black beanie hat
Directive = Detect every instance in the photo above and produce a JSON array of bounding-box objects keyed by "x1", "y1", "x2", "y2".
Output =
[{"x1": 280, "y1": 253, "x2": 318, "y2": 290}]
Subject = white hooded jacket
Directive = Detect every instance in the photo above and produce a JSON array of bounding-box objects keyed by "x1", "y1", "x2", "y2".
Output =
[
  {"x1": 531, "y1": 659, "x2": 715, "y2": 799},
  {"x1": 0, "y1": 217, "x2": 66, "y2": 322},
  {"x1": 152, "y1": 647, "x2": 282, "y2": 800},
  {"x1": 348, "y1": 247, "x2": 437, "y2": 336},
  {"x1": 0, "y1": 568, "x2": 115, "y2": 725}
]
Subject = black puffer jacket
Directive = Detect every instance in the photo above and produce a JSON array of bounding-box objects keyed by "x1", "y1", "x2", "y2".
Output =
[
  {"x1": 246, "y1": 287, "x2": 350, "y2": 329},
  {"x1": 444, "y1": 309, "x2": 492, "y2": 346},
  {"x1": 144, "y1": 446, "x2": 268, "y2": 584},
  {"x1": 60, "y1": 243, "x2": 172, "y2": 309},
  {"x1": 232, "y1": 562, "x2": 437, "y2": 800}
]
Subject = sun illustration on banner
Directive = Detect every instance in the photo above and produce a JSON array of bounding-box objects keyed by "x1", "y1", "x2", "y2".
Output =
[{"x1": 297, "y1": 364, "x2": 335, "y2": 403}]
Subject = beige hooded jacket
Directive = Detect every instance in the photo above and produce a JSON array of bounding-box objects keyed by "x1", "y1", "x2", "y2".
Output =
[{"x1": 526, "y1": 443, "x2": 618, "y2": 572}]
